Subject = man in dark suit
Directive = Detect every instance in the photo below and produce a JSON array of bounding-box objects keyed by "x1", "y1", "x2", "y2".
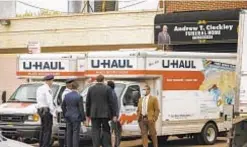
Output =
[
  {"x1": 107, "y1": 80, "x2": 121, "y2": 147},
  {"x1": 158, "y1": 25, "x2": 171, "y2": 45},
  {"x1": 86, "y1": 75, "x2": 117, "y2": 147},
  {"x1": 62, "y1": 81, "x2": 86, "y2": 147}
]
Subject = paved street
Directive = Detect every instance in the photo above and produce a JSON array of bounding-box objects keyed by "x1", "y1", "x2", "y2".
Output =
[
  {"x1": 32, "y1": 137, "x2": 227, "y2": 147},
  {"x1": 120, "y1": 137, "x2": 227, "y2": 147}
]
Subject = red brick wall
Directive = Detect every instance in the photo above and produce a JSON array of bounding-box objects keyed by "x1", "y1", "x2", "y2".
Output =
[{"x1": 159, "y1": 1, "x2": 247, "y2": 13}]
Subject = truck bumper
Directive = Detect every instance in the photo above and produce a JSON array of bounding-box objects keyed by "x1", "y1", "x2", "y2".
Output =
[
  {"x1": 0, "y1": 124, "x2": 40, "y2": 139},
  {"x1": 57, "y1": 123, "x2": 92, "y2": 140}
]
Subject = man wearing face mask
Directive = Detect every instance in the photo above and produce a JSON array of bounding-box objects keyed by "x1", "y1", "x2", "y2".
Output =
[{"x1": 137, "y1": 85, "x2": 160, "y2": 147}]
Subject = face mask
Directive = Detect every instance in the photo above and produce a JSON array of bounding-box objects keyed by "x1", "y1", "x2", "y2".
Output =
[{"x1": 142, "y1": 90, "x2": 146, "y2": 96}]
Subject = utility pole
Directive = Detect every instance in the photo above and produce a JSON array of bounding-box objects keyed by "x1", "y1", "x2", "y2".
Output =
[{"x1": 102, "y1": 0, "x2": 106, "y2": 12}]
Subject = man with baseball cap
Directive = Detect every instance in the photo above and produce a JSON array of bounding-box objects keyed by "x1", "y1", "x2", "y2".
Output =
[
  {"x1": 62, "y1": 78, "x2": 75, "y2": 102},
  {"x1": 36, "y1": 74, "x2": 56, "y2": 147},
  {"x1": 61, "y1": 78, "x2": 75, "y2": 147}
]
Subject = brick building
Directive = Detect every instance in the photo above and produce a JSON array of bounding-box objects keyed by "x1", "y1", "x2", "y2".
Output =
[
  {"x1": 160, "y1": 1, "x2": 247, "y2": 13},
  {"x1": 155, "y1": 1, "x2": 247, "y2": 52}
]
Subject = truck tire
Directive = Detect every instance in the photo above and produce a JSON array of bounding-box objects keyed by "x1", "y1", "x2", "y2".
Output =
[
  {"x1": 59, "y1": 139, "x2": 65, "y2": 147},
  {"x1": 201, "y1": 123, "x2": 218, "y2": 145}
]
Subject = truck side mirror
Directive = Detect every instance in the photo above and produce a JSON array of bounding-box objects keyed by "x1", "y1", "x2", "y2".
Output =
[
  {"x1": 131, "y1": 91, "x2": 140, "y2": 107},
  {"x1": 2, "y1": 91, "x2": 6, "y2": 103}
]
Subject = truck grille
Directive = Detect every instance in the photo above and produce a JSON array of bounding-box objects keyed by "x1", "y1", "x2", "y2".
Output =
[{"x1": 0, "y1": 115, "x2": 25, "y2": 122}]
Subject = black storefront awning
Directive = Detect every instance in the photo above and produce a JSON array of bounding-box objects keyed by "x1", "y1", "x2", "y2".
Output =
[
  {"x1": 154, "y1": 9, "x2": 240, "y2": 24},
  {"x1": 154, "y1": 9, "x2": 241, "y2": 52}
]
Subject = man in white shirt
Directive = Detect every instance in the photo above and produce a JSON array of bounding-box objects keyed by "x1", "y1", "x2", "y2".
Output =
[
  {"x1": 36, "y1": 74, "x2": 56, "y2": 147},
  {"x1": 61, "y1": 79, "x2": 74, "y2": 102}
]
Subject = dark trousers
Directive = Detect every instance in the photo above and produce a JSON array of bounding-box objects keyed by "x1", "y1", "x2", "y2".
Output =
[
  {"x1": 64, "y1": 127, "x2": 67, "y2": 147},
  {"x1": 111, "y1": 121, "x2": 122, "y2": 147},
  {"x1": 39, "y1": 111, "x2": 53, "y2": 147},
  {"x1": 66, "y1": 121, "x2": 81, "y2": 147},
  {"x1": 91, "y1": 118, "x2": 111, "y2": 147}
]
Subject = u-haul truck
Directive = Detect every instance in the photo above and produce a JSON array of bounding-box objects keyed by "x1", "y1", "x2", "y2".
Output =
[
  {"x1": 0, "y1": 53, "x2": 87, "y2": 144},
  {"x1": 56, "y1": 50, "x2": 236, "y2": 146}
]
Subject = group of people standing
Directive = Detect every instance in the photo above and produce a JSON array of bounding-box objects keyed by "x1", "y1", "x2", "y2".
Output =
[{"x1": 36, "y1": 74, "x2": 160, "y2": 147}]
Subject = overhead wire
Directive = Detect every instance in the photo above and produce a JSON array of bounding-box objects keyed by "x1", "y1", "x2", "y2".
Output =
[
  {"x1": 17, "y1": 0, "x2": 156, "y2": 20},
  {"x1": 118, "y1": 0, "x2": 147, "y2": 10},
  {"x1": 18, "y1": 0, "x2": 145, "y2": 13},
  {"x1": 17, "y1": 1, "x2": 69, "y2": 13}
]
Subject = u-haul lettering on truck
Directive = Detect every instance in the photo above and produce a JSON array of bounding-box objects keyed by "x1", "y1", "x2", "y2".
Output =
[
  {"x1": 23, "y1": 61, "x2": 65, "y2": 70},
  {"x1": 91, "y1": 59, "x2": 133, "y2": 68},
  {"x1": 162, "y1": 60, "x2": 196, "y2": 69},
  {"x1": 146, "y1": 58, "x2": 203, "y2": 71},
  {"x1": 20, "y1": 60, "x2": 69, "y2": 71}
]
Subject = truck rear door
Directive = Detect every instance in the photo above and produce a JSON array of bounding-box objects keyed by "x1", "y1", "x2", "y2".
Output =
[{"x1": 236, "y1": 10, "x2": 247, "y2": 114}]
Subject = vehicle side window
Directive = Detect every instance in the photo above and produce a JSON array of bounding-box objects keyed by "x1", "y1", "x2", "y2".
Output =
[
  {"x1": 122, "y1": 85, "x2": 140, "y2": 106},
  {"x1": 57, "y1": 86, "x2": 66, "y2": 106}
]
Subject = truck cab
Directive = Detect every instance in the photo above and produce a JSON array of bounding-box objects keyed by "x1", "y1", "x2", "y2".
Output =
[
  {"x1": 0, "y1": 81, "x2": 66, "y2": 143},
  {"x1": 57, "y1": 80, "x2": 141, "y2": 146},
  {"x1": 0, "y1": 53, "x2": 86, "y2": 144}
]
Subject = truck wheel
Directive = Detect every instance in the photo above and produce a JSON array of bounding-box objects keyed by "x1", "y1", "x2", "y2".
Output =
[
  {"x1": 201, "y1": 123, "x2": 218, "y2": 145},
  {"x1": 59, "y1": 139, "x2": 65, "y2": 147}
]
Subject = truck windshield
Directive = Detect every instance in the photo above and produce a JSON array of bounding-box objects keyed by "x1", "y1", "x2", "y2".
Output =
[
  {"x1": 80, "y1": 83, "x2": 126, "y2": 101},
  {"x1": 8, "y1": 84, "x2": 60, "y2": 102}
]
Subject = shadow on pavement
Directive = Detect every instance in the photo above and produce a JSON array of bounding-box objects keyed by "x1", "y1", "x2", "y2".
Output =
[
  {"x1": 33, "y1": 138, "x2": 227, "y2": 147},
  {"x1": 130, "y1": 138, "x2": 227, "y2": 147}
]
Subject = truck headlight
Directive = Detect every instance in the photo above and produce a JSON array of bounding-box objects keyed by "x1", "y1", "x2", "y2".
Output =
[{"x1": 28, "y1": 114, "x2": 39, "y2": 122}]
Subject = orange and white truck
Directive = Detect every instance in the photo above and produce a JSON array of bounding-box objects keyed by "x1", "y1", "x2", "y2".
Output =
[
  {"x1": 0, "y1": 50, "x2": 236, "y2": 146},
  {"x1": 54, "y1": 50, "x2": 236, "y2": 146}
]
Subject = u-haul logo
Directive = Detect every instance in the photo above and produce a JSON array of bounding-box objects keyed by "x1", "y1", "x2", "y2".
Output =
[
  {"x1": 90, "y1": 59, "x2": 134, "y2": 69},
  {"x1": 147, "y1": 58, "x2": 203, "y2": 71},
  {"x1": 162, "y1": 60, "x2": 196, "y2": 69},
  {"x1": 20, "y1": 60, "x2": 69, "y2": 71}
]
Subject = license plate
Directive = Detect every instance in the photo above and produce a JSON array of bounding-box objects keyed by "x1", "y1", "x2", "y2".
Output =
[{"x1": 7, "y1": 122, "x2": 13, "y2": 127}]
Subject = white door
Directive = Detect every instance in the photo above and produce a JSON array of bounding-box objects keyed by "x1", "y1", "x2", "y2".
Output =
[
  {"x1": 154, "y1": 77, "x2": 163, "y2": 136},
  {"x1": 120, "y1": 84, "x2": 141, "y2": 136},
  {"x1": 236, "y1": 11, "x2": 247, "y2": 114}
]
